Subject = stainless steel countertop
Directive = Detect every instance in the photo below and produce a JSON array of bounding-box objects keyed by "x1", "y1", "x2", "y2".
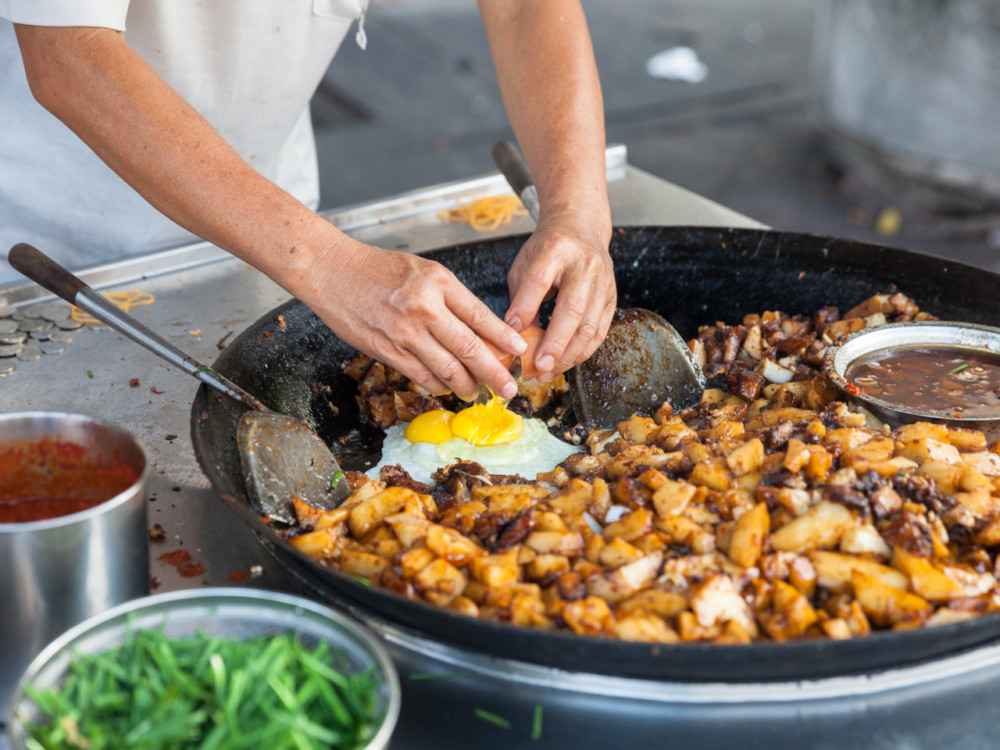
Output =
[{"x1": 8, "y1": 148, "x2": 998, "y2": 749}]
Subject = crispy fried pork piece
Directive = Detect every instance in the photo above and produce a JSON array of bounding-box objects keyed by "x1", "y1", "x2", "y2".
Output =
[{"x1": 378, "y1": 464, "x2": 437, "y2": 495}]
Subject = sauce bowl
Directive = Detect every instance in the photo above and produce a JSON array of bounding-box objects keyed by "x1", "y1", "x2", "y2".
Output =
[
  {"x1": 823, "y1": 321, "x2": 1000, "y2": 439},
  {"x1": 0, "y1": 412, "x2": 149, "y2": 714}
]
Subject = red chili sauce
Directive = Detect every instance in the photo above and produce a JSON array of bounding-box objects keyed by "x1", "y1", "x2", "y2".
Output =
[
  {"x1": 846, "y1": 344, "x2": 1000, "y2": 418},
  {"x1": 0, "y1": 436, "x2": 139, "y2": 524}
]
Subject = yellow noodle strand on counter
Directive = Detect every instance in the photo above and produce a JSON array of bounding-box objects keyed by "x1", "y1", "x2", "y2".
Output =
[
  {"x1": 71, "y1": 290, "x2": 155, "y2": 324},
  {"x1": 437, "y1": 195, "x2": 528, "y2": 232}
]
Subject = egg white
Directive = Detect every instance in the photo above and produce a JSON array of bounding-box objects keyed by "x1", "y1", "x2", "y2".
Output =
[{"x1": 366, "y1": 416, "x2": 579, "y2": 486}]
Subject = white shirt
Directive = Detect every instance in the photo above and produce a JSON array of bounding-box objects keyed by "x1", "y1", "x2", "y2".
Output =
[{"x1": 0, "y1": 0, "x2": 367, "y2": 284}]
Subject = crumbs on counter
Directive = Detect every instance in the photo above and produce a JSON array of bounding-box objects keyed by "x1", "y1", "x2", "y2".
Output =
[
  {"x1": 149, "y1": 576, "x2": 160, "y2": 590},
  {"x1": 150, "y1": 386, "x2": 165, "y2": 394},
  {"x1": 178, "y1": 562, "x2": 206, "y2": 578},
  {"x1": 158, "y1": 549, "x2": 191, "y2": 566},
  {"x1": 148, "y1": 523, "x2": 165, "y2": 541},
  {"x1": 217, "y1": 331, "x2": 234, "y2": 350},
  {"x1": 228, "y1": 570, "x2": 251, "y2": 583},
  {"x1": 129, "y1": 378, "x2": 140, "y2": 387}
]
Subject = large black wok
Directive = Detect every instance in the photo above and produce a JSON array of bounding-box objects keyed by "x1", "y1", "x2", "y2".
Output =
[{"x1": 191, "y1": 226, "x2": 1000, "y2": 682}]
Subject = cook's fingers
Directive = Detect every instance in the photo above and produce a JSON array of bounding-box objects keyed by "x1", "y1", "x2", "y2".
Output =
[
  {"x1": 536, "y1": 273, "x2": 613, "y2": 380},
  {"x1": 505, "y1": 252, "x2": 561, "y2": 334},
  {"x1": 438, "y1": 293, "x2": 524, "y2": 400}
]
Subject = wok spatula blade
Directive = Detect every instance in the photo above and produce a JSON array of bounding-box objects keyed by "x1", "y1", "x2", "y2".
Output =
[
  {"x1": 8, "y1": 242, "x2": 351, "y2": 524},
  {"x1": 568, "y1": 307, "x2": 706, "y2": 428}
]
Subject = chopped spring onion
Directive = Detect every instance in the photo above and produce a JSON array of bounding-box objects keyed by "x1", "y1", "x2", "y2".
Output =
[
  {"x1": 473, "y1": 708, "x2": 510, "y2": 729},
  {"x1": 330, "y1": 470, "x2": 345, "y2": 490},
  {"x1": 23, "y1": 628, "x2": 381, "y2": 750},
  {"x1": 532, "y1": 705, "x2": 543, "y2": 741},
  {"x1": 407, "y1": 671, "x2": 471, "y2": 682},
  {"x1": 949, "y1": 363, "x2": 969, "y2": 374}
]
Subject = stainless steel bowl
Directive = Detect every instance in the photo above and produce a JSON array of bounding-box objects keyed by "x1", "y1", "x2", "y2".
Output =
[
  {"x1": 5, "y1": 588, "x2": 401, "y2": 750},
  {"x1": 823, "y1": 321, "x2": 1000, "y2": 437},
  {"x1": 0, "y1": 411, "x2": 149, "y2": 714}
]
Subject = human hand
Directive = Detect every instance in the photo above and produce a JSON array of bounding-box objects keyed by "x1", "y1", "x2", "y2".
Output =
[
  {"x1": 301, "y1": 240, "x2": 526, "y2": 402},
  {"x1": 504, "y1": 213, "x2": 616, "y2": 382}
]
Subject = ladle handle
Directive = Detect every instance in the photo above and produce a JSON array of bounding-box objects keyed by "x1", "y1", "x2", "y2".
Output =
[
  {"x1": 492, "y1": 140, "x2": 540, "y2": 222},
  {"x1": 8, "y1": 242, "x2": 268, "y2": 412}
]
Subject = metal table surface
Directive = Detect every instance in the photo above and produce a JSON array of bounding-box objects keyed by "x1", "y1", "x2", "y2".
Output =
[{"x1": 3, "y1": 146, "x2": 999, "y2": 749}]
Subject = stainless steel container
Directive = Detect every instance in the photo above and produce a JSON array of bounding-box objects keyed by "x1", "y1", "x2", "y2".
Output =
[
  {"x1": 823, "y1": 321, "x2": 1000, "y2": 439},
  {"x1": 5, "y1": 589, "x2": 400, "y2": 750},
  {"x1": 0, "y1": 412, "x2": 148, "y2": 714}
]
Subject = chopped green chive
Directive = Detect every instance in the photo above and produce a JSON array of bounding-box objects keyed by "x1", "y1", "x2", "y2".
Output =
[
  {"x1": 407, "y1": 671, "x2": 472, "y2": 682},
  {"x1": 330, "y1": 470, "x2": 345, "y2": 490},
  {"x1": 192, "y1": 367, "x2": 223, "y2": 379},
  {"x1": 532, "y1": 704, "x2": 543, "y2": 740},
  {"x1": 474, "y1": 708, "x2": 510, "y2": 729},
  {"x1": 949, "y1": 363, "x2": 969, "y2": 374},
  {"x1": 86, "y1": 370, "x2": 94, "y2": 379},
  {"x1": 22, "y1": 629, "x2": 380, "y2": 749}
]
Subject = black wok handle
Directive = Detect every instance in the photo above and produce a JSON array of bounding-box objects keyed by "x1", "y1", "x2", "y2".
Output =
[
  {"x1": 8, "y1": 242, "x2": 268, "y2": 412},
  {"x1": 492, "y1": 140, "x2": 540, "y2": 222}
]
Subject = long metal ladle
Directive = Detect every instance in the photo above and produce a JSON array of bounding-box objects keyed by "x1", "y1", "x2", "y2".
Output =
[
  {"x1": 8, "y1": 243, "x2": 350, "y2": 524},
  {"x1": 491, "y1": 141, "x2": 706, "y2": 427}
]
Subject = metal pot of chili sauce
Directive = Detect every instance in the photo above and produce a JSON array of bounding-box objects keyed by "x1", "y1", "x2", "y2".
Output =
[{"x1": 0, "y1": 412, "x2": 149, "y2": 713}]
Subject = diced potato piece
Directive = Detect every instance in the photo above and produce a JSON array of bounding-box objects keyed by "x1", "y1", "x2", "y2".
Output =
[
  {"x1": 472, "y1": 484, "x2": 550, "y2": 502},
  {"x1": 769, "y1": 501, "x2": 854, "y2": 553},
  {"x1": 518, "y1": 374, "x2": 567, "y2": 411},
  {"x1": 586, "y1": 551, "x2": 663, "y2": 604},
  {"x1": 726, "y1": 438, "x2": 764, "y2": 476},
  {"x1": 340, "y1": 548, "x2": 390, "y2": 579},
  {"x1": 728, "y1": 501, "x2": 769, "y2": 568},
  {"x1": 290, "y1": 527, "x2": 344, "y2": 559},
  {"x1": 414, "y1": 558, "x2": 468, "y2": 606},
  {"x1": 824, "y1": 428, "x2": 875, "y2": 452},
  {"x1": 821, "y1": 618, "x2": 854, "y2": 640},
  {"x1": 974, "y1": 516, "x2": 1000, "y2": 546},
  {"x1": 866, "y1": 456, "x2": 918, "y2": 478},
  {"x1": 917, "y1": 461, "x2": 963, "y2": 494},
  {"x1": 562, "y1": 596, "x2": 615, "y2": 636},
  {"x1": 616, "y1": 589, "x2": 688, "y2": 619},
  {"x1": 805, "y1": 445, "x2": 835, "y2": 482},
  {"x1": 525, "y1": 553, "x2": 571, "y2": 582},
  {"x1": 348, "y1": 486, "x2": 414, "y2": 538},
  {"x1": 948, "y1": 427, "x2": 988, "y2": 452},
  {"x1": 598, "y1": 537, "x2": 645, "y2": 568},
  {"x1": 839, "y1": 523, "x2": 891, "y2": 560},
  {"x1": 954, "y1": 488, "x2": 999, "y2": 519},
  {"x1": 891, "y1": 547, "x2": 963, "y2": 601},
  {"x1": 842, "y1": 435, "x2": 895, "y2": 465},
  {"x1": 448, "y1": 596, "x2": 480, "y2": 619},
  {"x1": 689, "y1": 574, "x2": 758, "y2": 637},
  {"x1": 509, "y1": 592, "x2": 553, "y2": 629},
  {"x1": 525, "y1": 530, "x2": 585, "y2": 556},
  {"x1": 899, "y1": 438, "x2": 962, "y2": 465},
  {"x1": 706, "y1": 420, "x2": 745, "y2": 441},
  {"x1": 534, "y1": 510, "x2": 569, "y2": 532},
  {"x1": 897, "y1": 422, "x2": 951, "y2": 445},
  {"x1": 689, "y1": 458, "x2": 732, "y2": 491},
  {"x1": 602, "y1": 507, "x2": 654, "y2": 542},
  {"x1": 545, "y1": 479, "x2": 594, "y2": 516},
  {"x1": 810, "y1": 550, "x2": 909, "y2": 591},
  {"x1": 426, "y1": 524, "x2": 486, "y2": 566},
  {"x1": 399, "y1": 546, "x2": 436, "y2": 579},
  {"x1": 783, "y1": 438, "x2": 810, "y2": 473},
  {"x1": 759, "y1": 580, "x2": 818, "y2": 641},
  {"x1": 469, "y1": 547, "x2": 521, "y2": 587},
  {"x1": 614, "y1": 612, "x2": 680, "y2": 643},
  {"x1": 618, "y1": 415, "x2": 658, "y2": 445},
  {"x1": 851, "y1": 570, "x2": 932, "y2": 628},
  {"x1": 385, "y1": 512, "x2": 431, "y2": 547},
  {"x1": 961, "y1": 451, "x2": 1000, "y2": 477},
  {"x1": 651, "y1": 478, "x2": 698, "y2": 517},
  {"x1": 656, "y1": 515, "x2": 717, "y2": 554}
]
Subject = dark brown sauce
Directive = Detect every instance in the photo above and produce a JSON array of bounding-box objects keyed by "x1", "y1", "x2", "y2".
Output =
[
  {"x1": 0, "y1": 436, "x2": 139, "y2": 524},
  {"x1": 846, "y1": 344, "x2": 1000, "y2": 417}
]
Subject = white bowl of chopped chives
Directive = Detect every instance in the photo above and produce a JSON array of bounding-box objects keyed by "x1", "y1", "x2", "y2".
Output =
[{"x1": 5, "y1": 588, "x2": 400, "y2": 750}]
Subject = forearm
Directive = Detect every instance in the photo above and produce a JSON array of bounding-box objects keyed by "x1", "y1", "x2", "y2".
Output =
[
  {"x1": 478, "y1": 0, "x2": 611, "y2": 242},
  {"x1": 14, "y1": 24, "x2": 346, "y2": 292}
]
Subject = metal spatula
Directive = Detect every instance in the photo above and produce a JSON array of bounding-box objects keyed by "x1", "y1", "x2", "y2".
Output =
[
  {"x1": 8, "y1": 243, "x2": 350, "y2": 524},
  {"x1": 491, "y1": 141, "x2": 705, "y2": 428}
]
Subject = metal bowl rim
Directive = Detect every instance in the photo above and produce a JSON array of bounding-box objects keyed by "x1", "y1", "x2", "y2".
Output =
[
  {"x1": 0, "y1": 410, "x2": 150, "y2": 533},
  {"x1": 4, "y1": 587, "x2": 401, "y2": 750},
  {"x1": 822, "y1": 321, "x2": 1000, "y2": 424}
]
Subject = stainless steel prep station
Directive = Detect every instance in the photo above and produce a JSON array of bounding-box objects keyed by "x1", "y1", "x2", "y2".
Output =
[{"x1": 3, "y1": 146, "x2": 998, "y2": 749}]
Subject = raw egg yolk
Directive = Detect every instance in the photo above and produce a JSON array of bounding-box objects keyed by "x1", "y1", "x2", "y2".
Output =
[
  {"x1": 451, "y1": 395, "x2": 523, "y2": 446},
  {"x1": 404, "y1": 409, "x2": 456, "y2": 445}
]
